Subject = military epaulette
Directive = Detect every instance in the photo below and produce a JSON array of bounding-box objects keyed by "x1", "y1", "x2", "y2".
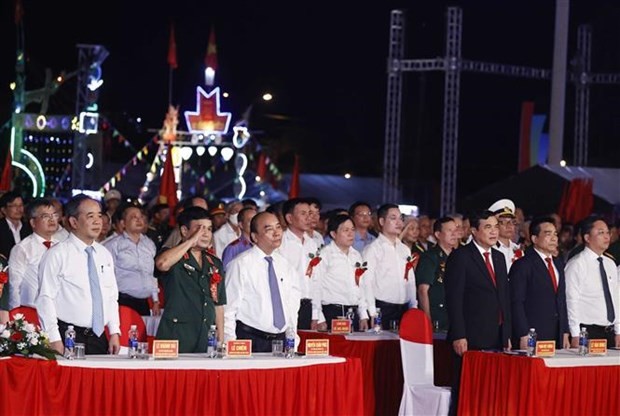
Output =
[{"x1": 603, "y1": 251, "x2": 616, "y2": 262}]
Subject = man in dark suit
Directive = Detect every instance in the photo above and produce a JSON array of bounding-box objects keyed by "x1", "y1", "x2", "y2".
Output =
[
  {"x1": 510, "y1": 217, "x2": 570, "y2": 350},
  {"x1": 444, "y1": 210, "x2": 511, "y2": 415},
  {"x1": 0, "y1": 191, "x2": 31, "y2": 259}
]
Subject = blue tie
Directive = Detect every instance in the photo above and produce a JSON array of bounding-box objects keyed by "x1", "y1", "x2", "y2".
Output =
[
  {"x1": 265, "y1": 256, "x2": 286, "y2": 330},
  {"x1": 85, "y1": 246, "x2": 105, "y2": 336}
]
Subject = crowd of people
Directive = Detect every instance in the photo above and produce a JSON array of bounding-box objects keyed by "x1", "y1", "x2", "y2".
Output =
[{"x1": 0, "y1": 188, "x2": 619, "y2": 412}]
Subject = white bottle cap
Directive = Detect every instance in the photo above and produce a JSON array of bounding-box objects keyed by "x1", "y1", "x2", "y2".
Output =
[
  {"x1": 68, "y1": 325, "x2": 74, "y2": 329},
  {"x1": 529, "y1": 328, "x2": 535, "y2": 331},
  {"x1": 130, "y1": 324, "x2": 137, "y2": 330}
]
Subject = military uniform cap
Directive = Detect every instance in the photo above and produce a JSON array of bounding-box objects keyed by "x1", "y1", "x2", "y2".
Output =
[{"x1": 488, "y1": 198, "x2": 516, "y2": 218}]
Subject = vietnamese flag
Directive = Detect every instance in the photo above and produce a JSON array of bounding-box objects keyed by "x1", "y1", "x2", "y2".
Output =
[
  {"x1": 205, "y1": 27, "x2": 218, "y2": 71},
  {"x1": 159, "y1": 145, "x2": 178, "y2": 226},
  {"x1": 288, "y1": 154, "x2": 300, "y2": 198},
  {"x1": 0, "y1": 149, "x2": 12, "y2": 191},
  {"x1": 167, "y1": 23, "x2": 178, "y2": 69}
]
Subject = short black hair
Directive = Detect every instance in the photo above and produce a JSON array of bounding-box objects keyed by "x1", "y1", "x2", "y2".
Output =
[
  {"x1": 348, "y1": 201, "x2": 372, "y2": 217},
  {"x1": 377, "y1": 203, "x2": 399, "y2": 220},
  {"x1": 0, "y1": 191, "x2": 22, "y2": 208},
  {"x1": 327, "y1": 214, "x2": 353, "y2": 235},
  {"x1": 249, "y1": 211, "x2": 274, "y2": 236},
  {"x1": 150, "y1": 203, "x2": 169, "y2": 216},
  {"x1": 433, "y1": 216, "x2": 455, "y2": 234},
  {"x1": 282, "y1": 198, "x2": 308, "y2": 222},
  {"x1": 305, "y1": 197, "x2": 322, "y2": 211},
  {"x1": 118, "y1": 201, "x2": 145, "y2": 220},
  {"x1": 529, "y1": 216, "x2": 557, "y2": 238},
  {"x1": 469, "y1": 210, "x2": 495, "y2": 230},
  {"x1": 241, "y1": 198, "x2": 258, "y2": 209},
  {"x1": 26, "y1": 198, "x2": 54, "y2": 220},
  {"x1": 580, "y1": 215, "x2": 607, "y2": 239},
  {"x1": 177, "y1": 206, "x2": 211, "y2": 229},
  {"x1": 65, "y1": 194, "x2": 100, "y2": 220}
]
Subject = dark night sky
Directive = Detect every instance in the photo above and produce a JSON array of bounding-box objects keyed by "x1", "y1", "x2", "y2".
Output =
[{"x1": 1, "y1": 1, "x2": 619, "y2": 211}]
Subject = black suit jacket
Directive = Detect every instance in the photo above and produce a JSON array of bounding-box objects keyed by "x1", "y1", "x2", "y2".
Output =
[
  {"x1": 445, "y1": 242, "x2": 511, "y2": 350},
  {"x1": 0, "y1": 218, "x2": 31, "y2": 259},
  {"x1": 509, "y1": 248, "x2": 569, "y2": 346}
]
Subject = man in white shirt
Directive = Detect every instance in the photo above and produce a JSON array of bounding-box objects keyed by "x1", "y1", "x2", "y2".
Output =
[
  {"x1": 36, "y1": 194, "x2": 121, "y2": 355},
  {"x1": 224, "y1": 212, "x2": 301, "y2": 352},
  {"x1": 104, "y1": 203, "x2": 159, "y2": 316},
  {"x1": 9, "y1": 198, "x2": 60, "y2": 309},
  {"x1": 488, "y1": 199, "x2": 523, "y2": 272},
  {"x1": 565, "y1": 215, "x2": 620, "y2": 348},
  {"x1": 50, "y1": 198, "x2": 70, "y2": 242},
  {"x1": 213, "y1": 200, "x2": 242, "y2": 258},
  {"x1": 362, "y1": 203, "x2": 417, "y2": 329},
  {"x1": 306, "y1": 197, "x2": 325, "y2": 247},
  {"x1": 278, "y1": 198, "x2": 324, "y2": 330}
]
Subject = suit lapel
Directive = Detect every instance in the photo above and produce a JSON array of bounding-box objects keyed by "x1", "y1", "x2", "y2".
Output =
[{"x1": 468, "y1": 243, "x2": 496, "y2": 287}]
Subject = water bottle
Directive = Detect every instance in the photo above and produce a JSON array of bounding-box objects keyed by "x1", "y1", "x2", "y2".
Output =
[
  {"x1": 128, "y1": 324, "x2": 138, "y2": 359},
  {"x1": 374, "y1": 308, "x2": 382, "y2": 333},
  {"x1": 64, "y1": 325, "x2": 76, "y2": 360},
  {"x1": 579, "y1": 327, "x2": 589, "y2": 356},
  {"x1": 526, "y1": 328, "x2": 537, "y2": 357},
  {"x1": 346, "y1": 307, "x2": 355, "y2": 333},
  {"x1": 207, "y1": 325, "x2": 217, "y2": 358},
  {"x1": 284, "y1": 327, "x2": 296, "y2": 358}
]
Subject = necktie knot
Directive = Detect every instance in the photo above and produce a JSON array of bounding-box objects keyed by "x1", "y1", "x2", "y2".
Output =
[
  {"x1": 43, "y1": 241, "x2": 52, "y2": 249},
  {"x1": 597, "y1": 256, "x2": 604, "y2": 264},
  {"x1": 545, "y1": 257, "x2": 552, "y2": 265},
  {"x1": 265, "y1": 256, "x2": 273, "y2": 264},
  {"x1": 85, "y1": 246, "x2": 94, "y2": 255}
]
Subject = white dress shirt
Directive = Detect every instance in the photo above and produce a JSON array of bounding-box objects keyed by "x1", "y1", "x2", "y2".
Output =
[
  {"x1": 103, "y1": 232, "x2": 158, "y2": 300},
  {"x1": 316, "y1": 242, "x2": 369, "y2": 320},
  {"x1": 496, "y1": 239, "x2": 522, "y2": 273},
  {"x1": 6, "y1": 219, "x2": 23, "y2": 245},
  {"x1": 213, "y1": 222, "x2": 240, "y2": 259},
  {"x1": 362, "y1": 233, "x2": 417, "y2": 317},
  {"x1": 35, "y1": 233, "x2": 121, "y2": 342},
  {"x1": 565, "y1": 246, "x2": 620, "y2": 336},
  {"x1": 277, "y1": 229, "x2": 324, "y2": 320},
  {"x1": 53, "y1": 226, "x2": 70, "y2": 242},
  {"x1": 8, "y1": 233, "x2": 58, "y2": 309},
  {"x1": 224, "y1": 246, "x2": 301, "y2": 341},
  {"x1": 310, "y1": 230, "x2": 325, "y2": 248}
]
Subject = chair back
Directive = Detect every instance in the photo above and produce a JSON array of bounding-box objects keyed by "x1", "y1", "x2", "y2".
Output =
[
  {"x1": 10, "y1": 306, "x2": 40, "y2": 327},
  {"x1": 399, "y1": 308, "x2": 436, "y2": 385},
  {"x1": 118, "y1": 305, "x2": 147, "y2": 346}
]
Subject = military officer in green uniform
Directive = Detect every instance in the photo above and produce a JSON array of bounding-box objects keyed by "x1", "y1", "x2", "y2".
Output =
[
  {"x1": 155, "y1": 206, "x2": 226, "y2": 353},
  {"x1": 416, "y1": 217, "x2": 459, "y2": 331}
]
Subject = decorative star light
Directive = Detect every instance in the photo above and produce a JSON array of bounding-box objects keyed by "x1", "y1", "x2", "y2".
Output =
[
  {"x1": 184, "y1": 86, "x2": 231, "y2": 135},
  {"x1": 232, "y1": 125, "x2": 250, "y2": 148}
]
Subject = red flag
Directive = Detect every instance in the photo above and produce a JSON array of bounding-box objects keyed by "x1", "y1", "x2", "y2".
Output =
[
  {"x1": 288, "y1": 154, "x2": 300, "y2": 198},
  {"x1": 159, "y1": 145, "x2": 178, "y2": 226},
  {"x1": 167, "y1": 23, "x2": 178, "y2": 70},
  {"x1": 518, "y1": 101, "x2": 534, "y2": 172},
  {"x1": 14, "y1": 0, "x2": 24, "y2": 25},
  {"x1": 256, "y1": 152, "x2": 267, "y2": 180},
  {"x1": 558, "y1": 178, "x2": 593, "y2": 224},
  {"x1": 205, "y1": 27, "x2": 217, "y2": 70},
  {"x1": 0, "y1": 149, "x2": 12, "y2": 191}
]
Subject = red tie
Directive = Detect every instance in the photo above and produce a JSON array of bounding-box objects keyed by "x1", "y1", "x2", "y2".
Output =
[
  {"x1": 545, "y1": 257, "x2": 558, "y2": 292},
  {"x1": 43, "y1": 241, "x2": 52, "y2": 249},
  {"x1": 483, "y1": 251, "x2": 497, "y2": 287}
]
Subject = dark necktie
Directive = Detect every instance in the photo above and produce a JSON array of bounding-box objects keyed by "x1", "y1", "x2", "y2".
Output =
[
  {"x1": 85, "y1": 246, "x2": 105, "y2": 336},
  {"x1": 265, "y1": 256, "x2": 286, "y2": 330},
  {"x1": 598, "y1": 257, "x2": 616, "y2": 323},
  {"x1": 43, "y1": 241, "x2": 52, "y2": 249},
  {"x1": 483, "y1": 251, "x2": 497, "y2": 287},
  {"x1": 545, "y1": 257, "x2": 558, "y2": 292}
]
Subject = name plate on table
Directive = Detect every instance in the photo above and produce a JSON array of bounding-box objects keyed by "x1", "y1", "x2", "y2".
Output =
[
  {"x1": 153, "y1": 340, "x2": 178, "y2": 359},
  {"x1": 535, "y1": 341, "x2": 556, "y2": 357},
  {"x1": 588, "y1": 339, "x2": 607, "y2": 355},
  {"x1": 226, "y1": 340, "x2": 252, "y2": 357},
  {"x1": 305, "y1": 339, "x2": 329, "y2": 356},
  {"x1": 331, "y1": 319, "x2": 351, "y2": 334}
]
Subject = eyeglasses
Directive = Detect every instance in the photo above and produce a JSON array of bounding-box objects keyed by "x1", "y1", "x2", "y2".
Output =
[
  {"x1": 355, "y1": 211, "x2": 372, "y2": 217},
  {"x1": 6, "y1": 203, "x2": 24, "y2": 208},
  {"x1": 35, "y1": 213, "x2": 60, "y2": 221}
]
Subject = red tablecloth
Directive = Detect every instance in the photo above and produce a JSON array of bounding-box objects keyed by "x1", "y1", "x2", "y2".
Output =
[
  {"x1": 0, "y1": 356, "x2": 364, "y2": 416},
  {"x1": 459, "y1": 351, "x2": 620, "y2": 416},
  {"x1": 298, "y1": 331, "x2": 403, "y2": 416}
]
